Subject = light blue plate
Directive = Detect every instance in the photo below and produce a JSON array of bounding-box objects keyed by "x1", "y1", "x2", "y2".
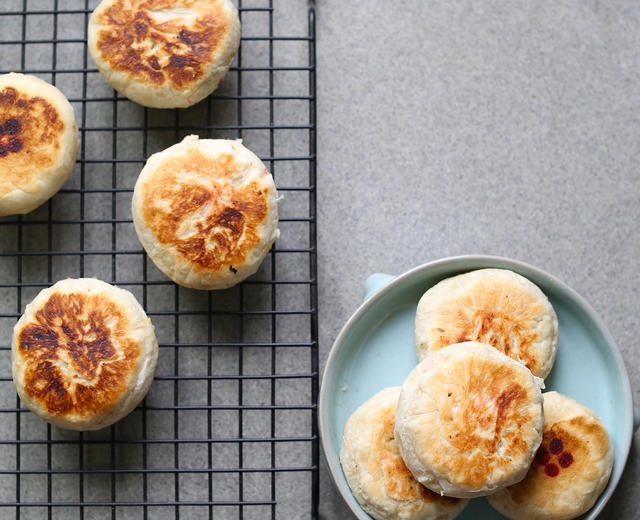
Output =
[{"x1": 319, "y1": 255, "x2": 637, "y2": 520}]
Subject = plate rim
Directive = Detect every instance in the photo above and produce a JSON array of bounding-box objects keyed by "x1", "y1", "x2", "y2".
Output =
[{"x1": 319, "y1": 254, "x2": 634, "y2": 520}]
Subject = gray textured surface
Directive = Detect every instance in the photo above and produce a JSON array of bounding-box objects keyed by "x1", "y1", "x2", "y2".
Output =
[
  {"x1": 316, "y1": 1, "x2": 639, "y2": 518},
  {"x1": 1, "y1": 0, "x2": 640, "y2": 518}
]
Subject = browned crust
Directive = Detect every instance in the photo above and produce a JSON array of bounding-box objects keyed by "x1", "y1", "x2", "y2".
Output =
[
  {"x1": 375, "y1": 407, "x2": 462, "y2": 506},
  {"x1": 140, "y1": 148, "x2": 269, "y2": 273},
  {"x1": 95, "y1": 0, "x2": 229, "y2": 89},
  {"x1": 434, "y1": 293, "x2": 541, "y2": 374},
  {"x1": 436, "y1": 359, "x2": 536, "y2": 488},
  {"x1": 0, "y1": 86, "x2": 64, "y2": 187},
  {"x1": 17, "y1": 292, "x2": 139, "y2": 417}
]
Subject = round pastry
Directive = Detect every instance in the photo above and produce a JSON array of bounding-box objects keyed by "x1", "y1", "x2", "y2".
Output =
[
  {"x1": 488, "y1": 391, "x2": 614, "y2": 520},
  {"x1": 394, "y1": 341, "x2": 544, "y2": 498},
  {"x1": 88, "y1": 0, "x2": 241, "y2": 108},
  {"x1": 0, "y1": 73, "x2": 78, "y2": 216},
  {"x1": 132, "y1": 135, "x2": 279, "y2": 290},
  {"x1": 341, "y1": 387, "x2": 468, "y2": 520},
  {"x1": 414, "y1": 268, "x2": 559, "y2": 378},
  {"x1": 12, "y1": 278, "x2": 158, "y2": 431}
]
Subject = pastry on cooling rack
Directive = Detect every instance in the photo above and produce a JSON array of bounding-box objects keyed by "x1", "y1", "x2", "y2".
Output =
[
  {"x1": 414, "y1": 268, "x2": 559, "y2": 378},
  {"x1": 132, "y1": 135, "x2": 280, "y2": 290},
  {"x1": 0, "y1": 73, "x2": 78, "y2": 217},
  {"x1": 488, "y1": 391, "x2": 613, "y2": 520},
  {"x1": 12, "y1": 278, "x2": 158, "y2": 431},
  {"x1": 341, "y1": 386, "x2": 469, "y2": 520},
  {"x1": 88, "y1": 0, "x2": 240, "y2": 108},
  {"x1": 394, "y1": 341, "x2": 545, "y2": 498}
]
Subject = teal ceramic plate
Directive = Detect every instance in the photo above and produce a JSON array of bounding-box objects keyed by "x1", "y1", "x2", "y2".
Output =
[{"x1": 320, "y1": 255, "x2": 636, "y2": 520}]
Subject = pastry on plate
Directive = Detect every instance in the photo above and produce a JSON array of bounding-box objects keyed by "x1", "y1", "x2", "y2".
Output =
[
  {"x1": 12, "y1": 278, "x2": 158, "y2": 431},
  {"x1": 415, "y1": 268, "x2": 559, "y2": 378},
  {"x1": 132, "y1": 135, "x2": 279, "y2": 290},
  {"x1": 88, "y1": 0, "x2": 240, "y2": 108},
  {"x1": 0, "y1": 72, "x2": 78, "y2": 216},
  {"x1": 395, "y1": 341, "x2": 544, "y2": 498},
  {"x1": 488, "y1": 391, "x2": 614, "y2": 520},
  {"x1": 341, "y1": 386, "x2": 468, "y2": 520}
]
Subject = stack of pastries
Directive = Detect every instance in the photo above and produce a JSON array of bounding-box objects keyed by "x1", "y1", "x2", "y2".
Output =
[{"x1": 340, "y1": 269, "x2": 613, "y2": 520}]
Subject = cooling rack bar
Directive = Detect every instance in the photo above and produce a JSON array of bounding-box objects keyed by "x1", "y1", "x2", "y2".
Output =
[
  {"x1": 0, "y1": 501, "x2": 278, "y2": 507},
  {"x1": 0, "y1": 279, "x2": 315, "y2": 287},
  {"x1": 0, "y1": 466, "x2": 318, "y2": 475},
  {"x1": 0, "y1": 7, "x2": 274, "y2": 16},
  {"x1": 0, "y1": 1, "x2": 319, "y2": 518},
  {"x1": 0, "y1": 436, "x2": 318, "y2": 445}
]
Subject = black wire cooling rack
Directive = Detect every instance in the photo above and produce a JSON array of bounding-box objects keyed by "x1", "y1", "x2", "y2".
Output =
[{"x1": 0, "y1": 1, "x2": 318, "y2": 518}]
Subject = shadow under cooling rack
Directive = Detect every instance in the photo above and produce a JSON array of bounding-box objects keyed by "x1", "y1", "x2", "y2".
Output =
[{"x1": 0, "y1": 0, "x2": 318, "y2": 518}]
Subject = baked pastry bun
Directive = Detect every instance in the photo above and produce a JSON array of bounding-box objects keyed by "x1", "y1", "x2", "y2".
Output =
[
  {"x1": 415, "y1": 268, "x2": 559, "y2": 378},
  {"x1": 12, "y1": 278, "x2": 158, "y2": 431},
  {"x1": 0, "y1": 73, "x2": 78, "y2": 216},
  {"x1": 341, "y1": 387, "x2": 468, "y2": 520},
  {"x1": 394, "y1": 342, "x2": 544, "y2": 498},
  {"x1": 488, "y1": 391, "x2": 614, "y2": 520},
  {"x1": 88, "y1": 0, "x2": 240, "y2": 108},
  {"x1": 132, "y1": 135, "x2": 279, "y2": 290}
]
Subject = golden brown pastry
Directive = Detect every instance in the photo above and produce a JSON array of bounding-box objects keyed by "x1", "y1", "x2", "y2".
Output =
[
  {"x1": 341, "y1": 387, "x2": 468, "y2": 520},
  {"x1": 88, "y1": 0, "x2": 240, "y2": 108},
  {"x1": 395, "y1": 341, "x2": 544, "y2": 498},
  {"x1": 415, "y1": 268, "x2": 559, "y2": 378},
  {"x1": 12, "y1": 278, "x2": 158, "y2": 430},
  {"x1": 132, "y1": 135, "x2": 279, "y2": 290}
]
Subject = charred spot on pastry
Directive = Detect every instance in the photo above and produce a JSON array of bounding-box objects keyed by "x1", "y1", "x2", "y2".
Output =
[
  {"x1": 558, "y1": 452, "x2": 573, "y2": 468},
  {"x1": 3, "y1": 118, "x2": 21, "y2": 135},
  {"x1": 229, "y1": 265, "x2": 237, "y2": 274},
  {"x1": 534, "y1": 446, "x2": 550, "y2": 465},
  {"x1": 549, "y1": 437, "x2": 563, "y2": 454},
  {"x1": 9, "y1": 137, "x2": 23, "y2": 153}
]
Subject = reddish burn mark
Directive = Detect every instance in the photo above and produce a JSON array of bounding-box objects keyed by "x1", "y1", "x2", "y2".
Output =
[
  {"x1": 558, "y1": 452, "x2": 573, "y2": 468},
  {"x1": 549, "y1": 438, "x2": 563, "y2": 454},
  {"x1": 544, "y1": 463, "x2": 559, "y2": 477},
  {"x1": 9, "y1": 137, "x2": 22, "y2": 152},
  {"x1": 538, "y1": 432, "x2": 576, "y2": 478},
  {"x1": 534, "y1": 446, "x2": 550, "y2": 465},
  {"x1": 263, "y1": 168, "x2": 269, "y2": 176}
]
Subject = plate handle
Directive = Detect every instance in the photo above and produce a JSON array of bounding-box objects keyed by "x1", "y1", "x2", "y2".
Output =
[
  {"x1": 363, "y1": 273, "x2": 396, "y2": 301},
  {"x1": 634, "y1": 406, "x2": 640, "y2": 433}
]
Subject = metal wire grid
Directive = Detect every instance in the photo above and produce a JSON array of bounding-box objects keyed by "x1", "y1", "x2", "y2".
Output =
[{"x1": 0, "y1": 0, "x2": 318, "y2": 518}]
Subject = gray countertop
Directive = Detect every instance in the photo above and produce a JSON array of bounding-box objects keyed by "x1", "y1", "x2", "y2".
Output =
[
  {"x1": 316, "y1": 1, "x2": 639, "y2": 518},
  {"x1": 0, "y1": 0, "x2": 638, "y2": 518}
]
